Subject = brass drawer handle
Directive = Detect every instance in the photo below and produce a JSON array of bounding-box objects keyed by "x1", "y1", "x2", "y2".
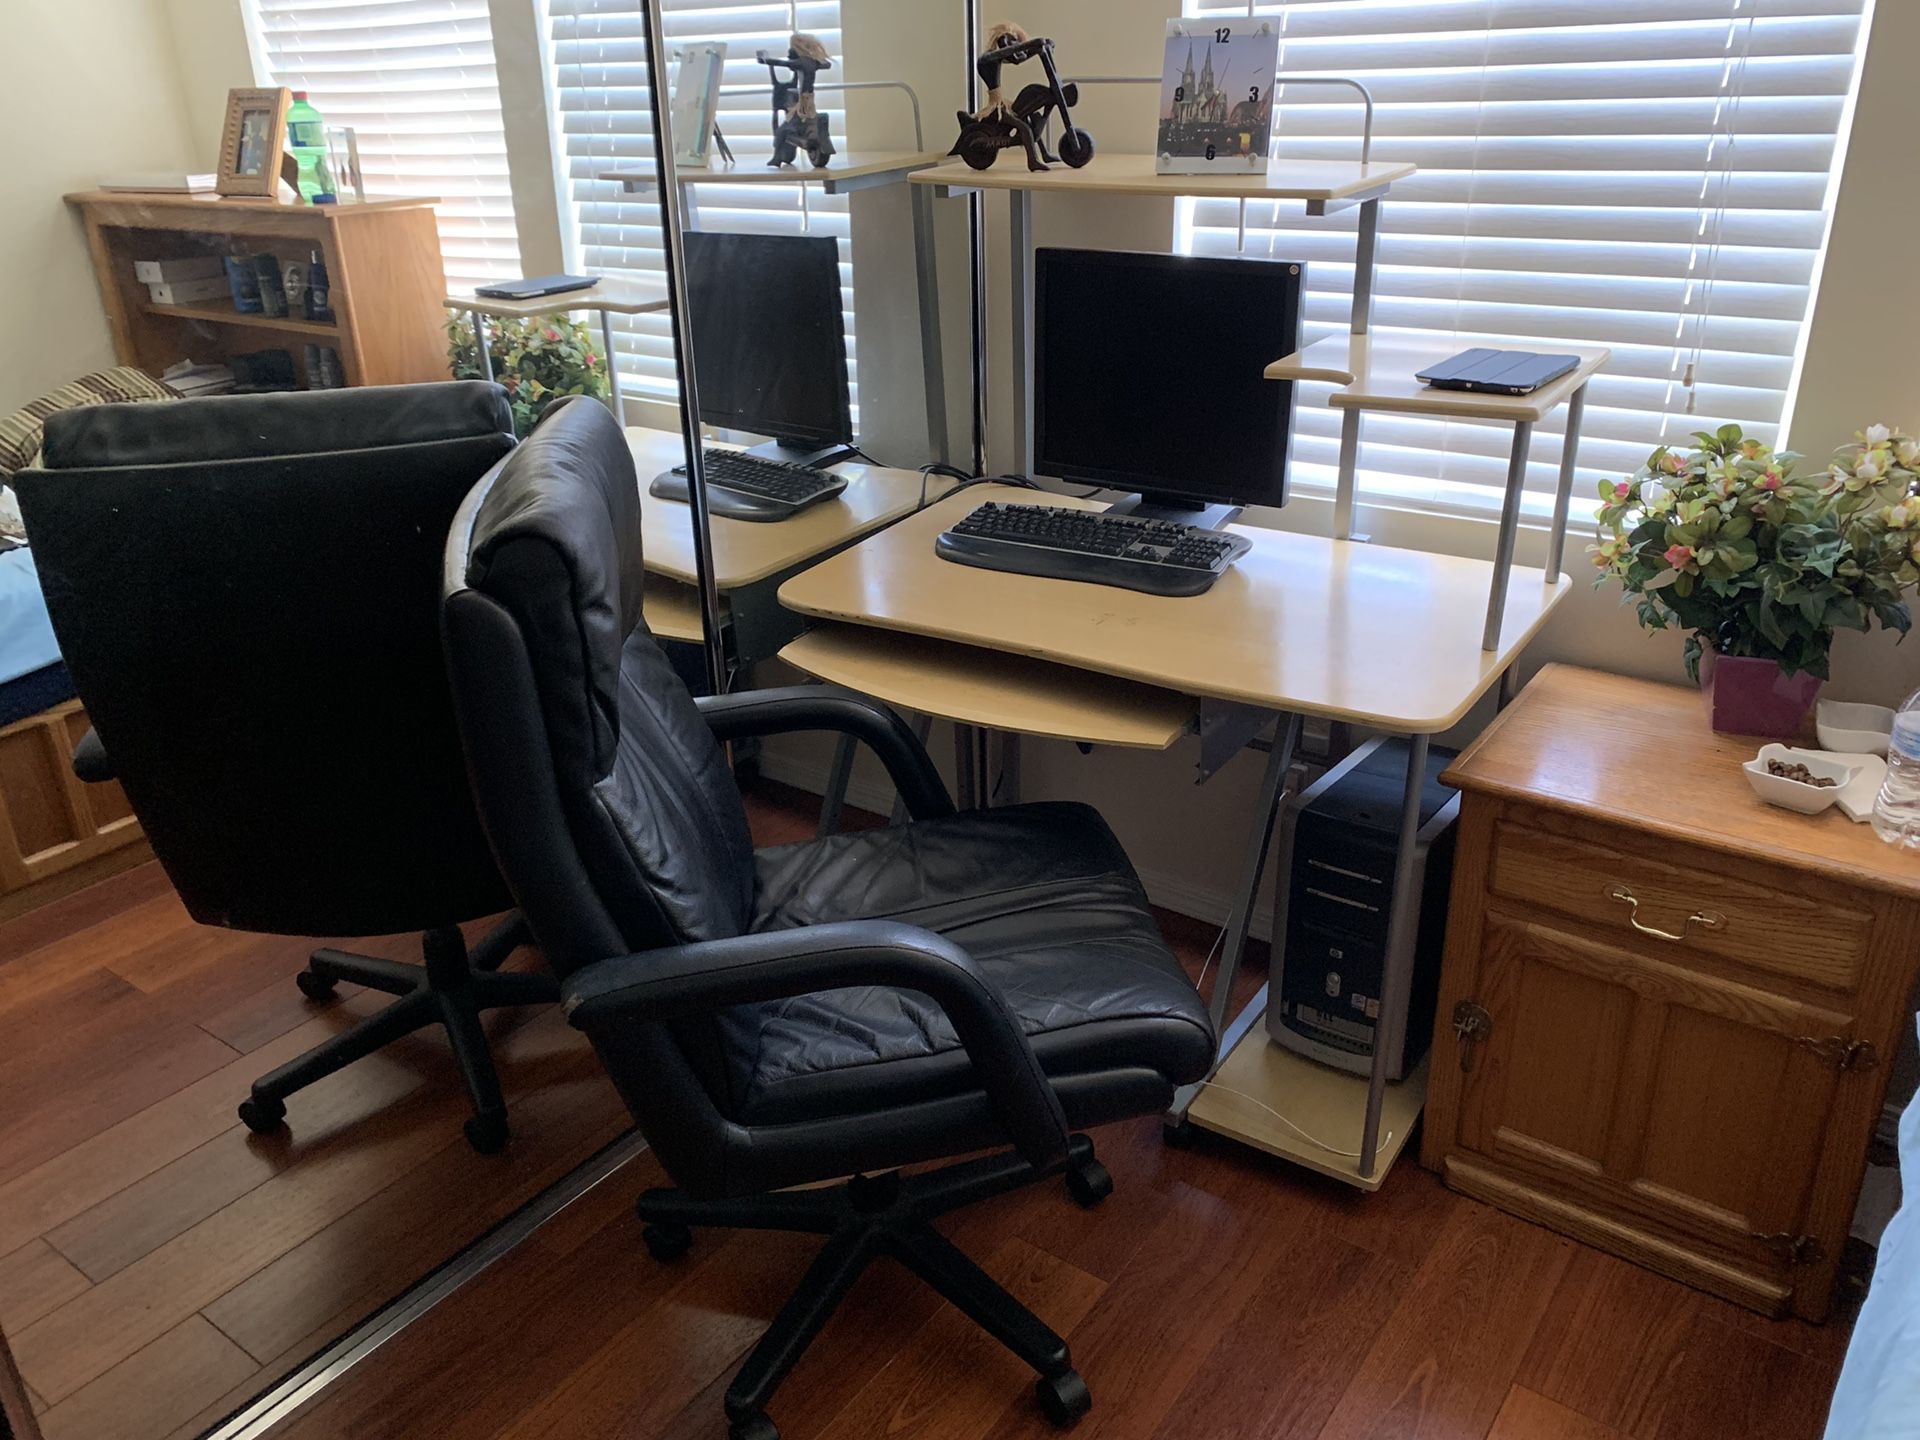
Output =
[{"x1": 1606, "y1": 884, "x2": 1725, "y2": 942}]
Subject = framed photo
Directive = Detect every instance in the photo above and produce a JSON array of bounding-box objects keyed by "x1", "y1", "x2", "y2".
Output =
[
  {"x1": 671, "y1": 42, "x2": 729, "y2": 167},
  {"x1": 218, "y1": 87, "x2": 291, "y2": 198},
  {"x1": 1155, "y1": 21, "x2": 1280, "y2": 175}
]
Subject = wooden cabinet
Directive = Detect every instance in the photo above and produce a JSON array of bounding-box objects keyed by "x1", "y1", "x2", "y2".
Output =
[
  {"x1": 1424, "y1": 664, "x2": 1920, "y2": 1321},
  {"x1": 0, "y1": 701, "x2": 149, "y2": 923},
  {"x1": 65, "y1": 191, "x2": 450, "y2": 391}
]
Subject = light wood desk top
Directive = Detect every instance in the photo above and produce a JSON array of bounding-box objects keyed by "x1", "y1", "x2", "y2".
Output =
[
  {"x1": 628, "y1": 427, "x2": 943, "y2": 590},
  {"x1": 1266, "y1": 335, "x2": 1610, "y2": 424},
  {"x1": 602, "y1": 151, "x2": 945, "y2": 195},
  {"x1": 1446, "y1": 663, "x2": 1920, "y2": 901},
  {"x1": 447, "y1": 277, "x2": 667, "y2": 320},
  {"x1": 911, "y1": 153, "x2": 1414, "y2": 202},
  {"x1": 642, "y1": 575, "x2": 723, "y2": 644},
  {"x1": 777, "y1": 486, "x2": 1570, "y2": 732},
  {"x1": 781, "y1": 624, "x2": 1194, "y2": 750}
]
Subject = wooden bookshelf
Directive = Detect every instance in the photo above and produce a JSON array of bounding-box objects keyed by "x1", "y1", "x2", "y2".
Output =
[{"x1": 66, "y1": 191, "x2": 451, "y2": 391}]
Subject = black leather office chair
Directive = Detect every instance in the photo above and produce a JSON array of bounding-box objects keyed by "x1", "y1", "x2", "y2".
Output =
[
  {"x1": 440, "y1": 397, "x2": 1218, "y2": 1438},
  {"x1": 17, "y1": 383, "x2": 554, "y2": 1153}
]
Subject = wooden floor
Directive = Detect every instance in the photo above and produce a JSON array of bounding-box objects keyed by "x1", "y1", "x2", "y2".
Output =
[
  {"x1": 1, "y1": 785, "x2": 1854, "y2": 1440},
  {"x1": 0, "y1": 866, "x2": 634, "y2": 1439}
]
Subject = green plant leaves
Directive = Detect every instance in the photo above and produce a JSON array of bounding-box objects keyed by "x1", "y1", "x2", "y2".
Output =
[{"x1": 444, "y1": 310, "x2": 612, "y2": 438}]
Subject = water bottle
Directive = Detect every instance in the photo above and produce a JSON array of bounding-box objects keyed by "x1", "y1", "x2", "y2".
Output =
[
  {"x1": 1871, "y1": 688, "x2": 1920, "y2": 847},
  {"x1": 286, "y1": 92, "x2": 331, "y2": 202}
]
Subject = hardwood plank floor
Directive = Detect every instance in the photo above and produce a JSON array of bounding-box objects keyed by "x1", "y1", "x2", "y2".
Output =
[{"x1": 0, "y1": 782, "x2": 1855, "y2": 1440}]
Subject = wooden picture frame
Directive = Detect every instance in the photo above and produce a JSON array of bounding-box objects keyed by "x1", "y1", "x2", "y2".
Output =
[{"x1": 217, "y1": 87, "x2": 291, "y2": 198}]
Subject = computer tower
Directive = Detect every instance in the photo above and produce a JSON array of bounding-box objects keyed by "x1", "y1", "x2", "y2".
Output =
[{"x1": 1264, "y1": 736, "x2": 1460, "y2": 1080}]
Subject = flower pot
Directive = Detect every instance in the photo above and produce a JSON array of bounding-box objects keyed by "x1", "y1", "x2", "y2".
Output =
[{"x1": 1698, "y1": 651, "x2": 1823, "y2": 738}]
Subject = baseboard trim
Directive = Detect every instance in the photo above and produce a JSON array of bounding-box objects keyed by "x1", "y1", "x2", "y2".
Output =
[{"x1": 752, "y1": 752, "x2": 1273, "y2": 943}]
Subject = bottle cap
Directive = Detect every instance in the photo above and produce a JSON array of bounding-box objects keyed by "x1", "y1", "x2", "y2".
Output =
[{"x1": 293, "y1": 91, "x2": 309, "y2": 101}]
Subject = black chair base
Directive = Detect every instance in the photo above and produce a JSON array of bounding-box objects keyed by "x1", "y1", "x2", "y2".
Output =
[
  {"x1": 236, "y1": 914, "x2": 555, "y2": 1153},
  {"x1": 638, "y1": 1134, "x2": 1115, "y2": 1439}
]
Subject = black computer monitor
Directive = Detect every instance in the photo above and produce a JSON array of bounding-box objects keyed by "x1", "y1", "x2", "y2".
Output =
[
  {"x1": 683, "y1": 231, "x2": 852, "y2": 461},
  {"x1": 1034, "y1": 248, "x2": 1300, "y2": 522}
]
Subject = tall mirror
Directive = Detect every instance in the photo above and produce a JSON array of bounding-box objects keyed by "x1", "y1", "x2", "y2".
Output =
[{"x1": 0, "y1": 4, "x2": 683, "y2": 1439}]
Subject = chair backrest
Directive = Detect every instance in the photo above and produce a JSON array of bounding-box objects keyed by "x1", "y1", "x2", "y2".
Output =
[
  {"x1": 440, "y1": 396, "x2": 755, "y2": 977},
  {"x1": 16, "y1": 382, "x2": 517, "y2": 936}
]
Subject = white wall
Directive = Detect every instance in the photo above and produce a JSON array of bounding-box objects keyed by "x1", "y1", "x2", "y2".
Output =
[{"x1": 0, "y1": 0, "x2": 204, "y2": 412}]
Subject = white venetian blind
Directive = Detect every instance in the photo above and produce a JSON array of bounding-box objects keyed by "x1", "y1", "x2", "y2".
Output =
[
  {"x1": 1179, "y1": 0, "x2": 1869, "y2": 517},
  {"x1": 548, "y1": 0, "x2": 855, "y2": 405},
  {"x1": 247, "y1": 0, "x2": 522, "y2": 293}
]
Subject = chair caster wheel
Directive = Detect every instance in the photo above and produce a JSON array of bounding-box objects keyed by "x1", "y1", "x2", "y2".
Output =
[
  {"x1": 643, "y1": 1222, "x2": 693, "y2": 1262},
  {"x1": 728, "y1": 1410, "x2": 779, "y2": 1440},
  {"x1": 464, "y1": 1111, "x2": 509, "y2": 1154},
  {"x1": 1065, "y1": 1158, "x2": 1113, "y2": 1209},
  {"x1": 237, "y1": 1096, "x2": 287, "y2": 1134},
  {"x1": 1162, "y1": 1117, "x2": 1197, "y2": 1149},
  {"x1": 295, "y1": 969, "x2": 339, "y2": 1002},
  {"x1": 1036, "y1": 1369, "x2": 1091, "y2": 1428}
]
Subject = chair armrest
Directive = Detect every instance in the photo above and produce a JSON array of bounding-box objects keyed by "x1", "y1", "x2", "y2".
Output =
[
  {"x1": 562, "y1": 919, "x2": 1068, "y2": 1167},
  {"x1": 695, "y1": 685, "x2": 954, "y2": 821},
  {"x1": 72, "y1": 729, "x2": 115, "y2": 784}
]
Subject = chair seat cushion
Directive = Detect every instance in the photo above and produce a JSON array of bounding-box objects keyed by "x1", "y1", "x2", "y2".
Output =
[{"x1": 718, "y1": 801, "x2": 1216, "y2": 1125}]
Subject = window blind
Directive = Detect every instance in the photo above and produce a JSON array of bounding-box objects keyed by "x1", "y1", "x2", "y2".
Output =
[
  {"x1": 247, "y1": 0, "x2": 523, "y2": 295},
  {"x1": 548, "y1": 0, "x2": 854, "y2": 405},
  {"x1": 1179, "y1": 0, "x2": 1869, "y2": 518}
]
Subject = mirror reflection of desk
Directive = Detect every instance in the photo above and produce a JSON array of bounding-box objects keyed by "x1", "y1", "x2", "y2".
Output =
[{"x1": 627, "y1": 426, "x2": 949, "y2": 672}]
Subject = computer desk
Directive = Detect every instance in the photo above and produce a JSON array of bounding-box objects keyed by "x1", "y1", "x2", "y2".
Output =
[
  {"x1": 626, "y1": 425, "x2": 951, "y2": 676},
  {"x1": 776, "y1": 483, "x2": 1573, "y2": 1189}
]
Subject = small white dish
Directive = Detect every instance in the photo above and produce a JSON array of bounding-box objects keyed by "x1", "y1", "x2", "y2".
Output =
[
  {"x1": 1816, "y1": 700, "x2": 1895, "y2": 757},
  {"x1": 1744, "y1": 744, "x2": 1862, "y2": 815}
]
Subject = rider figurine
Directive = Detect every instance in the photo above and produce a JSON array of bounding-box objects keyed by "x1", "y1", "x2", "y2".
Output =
[
  {"x1": 759, "y1": 33, "x2": 836, "y2": 169},
  {"x1": 949, "y1": 22, "x2": 1094, "y2": 172}
]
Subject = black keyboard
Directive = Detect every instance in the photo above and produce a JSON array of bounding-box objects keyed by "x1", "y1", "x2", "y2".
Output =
[
  {"x1": 649, "y1": 449, "x2": 847, "y2": 522},
  {"x1": 935, "y1": 501, "x2": 1251, "y2": 597}
]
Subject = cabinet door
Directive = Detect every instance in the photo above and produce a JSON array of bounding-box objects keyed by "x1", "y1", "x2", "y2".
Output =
[{"x1": 1453, "y1": 911, "x2": 1852, "y2": 1311}]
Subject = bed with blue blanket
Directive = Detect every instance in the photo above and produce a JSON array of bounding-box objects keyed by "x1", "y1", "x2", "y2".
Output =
[{"x1": 0, "y1": 545, "x2": 74, "y2": 729}]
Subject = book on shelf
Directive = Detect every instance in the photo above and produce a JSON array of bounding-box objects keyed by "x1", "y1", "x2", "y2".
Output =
[
  {"x1": 160, "y1": 361, "x2": 236, "y2": 397},
  {"x1": 99, "y1": 174, "x2": 219, "y2": 193},
  {"x1": 147, "y1": 276, "x2": 233, "y2": 307}
]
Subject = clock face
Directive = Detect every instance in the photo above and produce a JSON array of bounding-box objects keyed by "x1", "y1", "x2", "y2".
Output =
[{"x1": 1155, "y1": 21, "x2": 1280, "y2": 175}]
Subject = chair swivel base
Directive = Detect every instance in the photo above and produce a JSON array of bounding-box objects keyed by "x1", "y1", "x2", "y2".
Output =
[
  {"x1": 236, "y1": 915, "x2": 556, "y2": 1154},
  {"x1": 638, "y1": 1134, "x2": 1115, "y2": 1439}
]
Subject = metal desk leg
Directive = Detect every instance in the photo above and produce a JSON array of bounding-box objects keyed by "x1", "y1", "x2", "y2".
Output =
[
  {"x1": 910, "y1": 183, "x2": 951, "y2": 466},
  {"x1": 1333, "y1": 408, "x2": 1363, "y2": 542},
  {"x1": 471, "y1": 308, "x2": 494, "y2": 383},
  {"x1": 1168, "y1": 712, "x2": 1305, "y2": 1126},
  {"x1": 1498, "y1": 664, "x2": 1523, "y2": 710},
  {"x1": 890, "y1": 713, "x2": 934, "y2": 824},
  {"x1": 597, "y1": 307, "x2": 624, "y2": 422},
  {"x1": 1009, "y1": 189, "x2": 1035, "y2": 477},
  {"x1": 818, "y1": 733, "x2": 856, "y2": 835},
  {"x1": 1545, "y1": 382, "x2": 1588, "y2": 582},
  {"x1": 1350, "y1": 197, "x2": 1381, "y2": 337},
  {"x1": 953, "y1": 723, "x2": 978, "y2": 809},
  {"x1": 1481, "y1": 420, "x2": 1535, "y2": 652},
  {"x1": 1359, "y1": 732, "x2": 1431, "y2": 1179}
]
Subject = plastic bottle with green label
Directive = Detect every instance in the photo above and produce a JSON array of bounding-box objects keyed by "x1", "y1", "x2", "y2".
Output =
[{"x1": 286, "y1": 92, "x2": 333, "y2": 202}]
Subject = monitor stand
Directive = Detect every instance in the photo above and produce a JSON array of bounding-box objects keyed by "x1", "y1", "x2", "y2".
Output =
[
  {"x1": 1103, "y1": 493, "x2": 1243, "y2": 531},
  {"x1": 745, "y1": 438, "x2": 859, "y2": 469}
]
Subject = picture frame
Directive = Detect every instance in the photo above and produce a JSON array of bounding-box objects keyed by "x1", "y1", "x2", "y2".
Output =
[
  {"x1": 1155, "y1": 21, "x2": 1280, "y2": 175},
  {"x1": 670, "y1": 42, "x2": 729, "y2": 166},
  {"x1": 217, "y1": 87, "x2": 291, "y2": 198}
]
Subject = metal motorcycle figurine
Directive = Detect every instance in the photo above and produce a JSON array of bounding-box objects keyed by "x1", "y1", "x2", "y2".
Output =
[
  {"x1": 758, "y1": 33, "x2": 837, "y2": 169},
  {"x1": 949, "y1": 22, "x2": 1095, "y2": 172}
]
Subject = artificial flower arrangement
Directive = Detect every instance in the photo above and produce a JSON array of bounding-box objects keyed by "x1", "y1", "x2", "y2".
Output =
[
  {"x1": 1592, "y1": 423, "x2": 1920, "y2": 731},
  {"x1": 446, "y1": 312, "x2": 610, "y2": 438}
]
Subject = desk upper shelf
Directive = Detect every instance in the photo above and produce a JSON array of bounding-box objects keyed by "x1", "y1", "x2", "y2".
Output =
[
  {"x1": 1265, "y1": 335, "x2": 1611, "y2": 424},
  {"x1": 910, "y1": 153, "x2": 1415, "y2": 203},
  {"x1": 602, "y1": 151, "x2": 946, "y2": 195}
]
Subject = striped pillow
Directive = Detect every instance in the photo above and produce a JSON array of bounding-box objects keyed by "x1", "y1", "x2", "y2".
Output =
[{"x1": 0, "y1": 367, "x2": 178, "y2": 482}]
